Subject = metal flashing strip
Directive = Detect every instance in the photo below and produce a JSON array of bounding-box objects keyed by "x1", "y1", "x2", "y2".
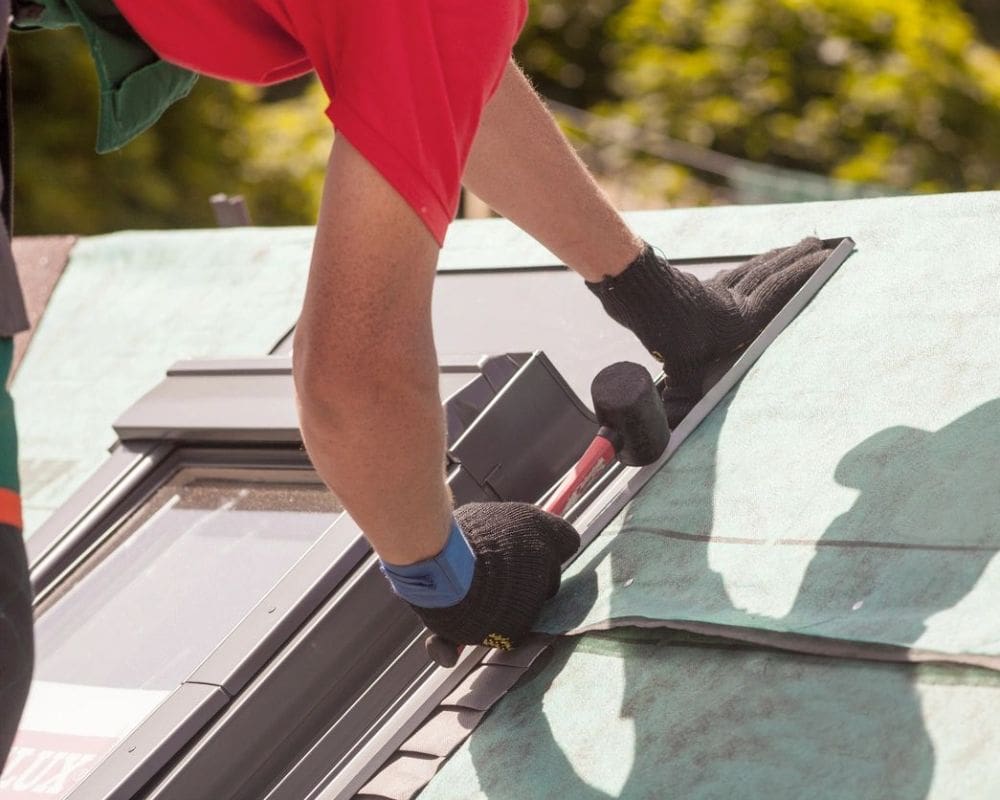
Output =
[
  {"x1": 331, "y1": 237, "x2": 856, "y2": 800},
  {"x1": 25, "y1": 350, "x2": 602, "y2": 800},
  {"x1": 354, "y1": 653, "x2": 550, "y2": 800},
  {"x1": 568, "y1": 237, "x2": 854, "y2": 556},
  {"x1": 449, "y1": 353, "x2": 597, "y2": 503},
  {"x1": 306, "y1": 640, "x2": 553, "y2": 800},
  {"x1": 113, "y1": 355, "x2": 528, "y2": 446},
  {"x1": 64, "y1": 684, "x2": 229, "y2": 800},
  {"x1": 27, "y1": 442, "x2": 173, "y2": 593}
]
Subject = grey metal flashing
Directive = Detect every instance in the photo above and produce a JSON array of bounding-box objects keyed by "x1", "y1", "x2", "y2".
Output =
[
  {"x1": 27, "y1": 441, "x2": 172, "y2": 592},
  {"x1": 449, "y1": 354, "x2": 597, "y2": 503},
  {"x1": 442, "y1": 354, "x2": 528, "y2": 443},
  {"x1": 143, "y1": 565, "x2": 429, "y2": 800},
  {"x1": 64, "y1": 683, "x2": 228, "y2": 800},
  {"x1": 320, "y1": 237, "x2": 857, "y2": 800},
  {"x1": 567, "y1": 237, "x2": 856, "y2": 558},
  {"x1": 164, "y1": 357, "x2": 298, "y2": 377},
  {"x1": 112, "y1": 355, "x2": 526, "y2": 446},
  {"x1": 308, "y1": 640, "x2": 553, "y2": 800},
  {"x1": 112, "y1": 366, "x2": 302, "y2": 444}
]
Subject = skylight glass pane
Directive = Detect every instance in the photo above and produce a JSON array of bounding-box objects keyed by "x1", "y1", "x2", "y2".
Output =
[
  {"x1": 34, "y1": 469, "x2": 342, "y2": 692},
  {"x1": 0, "y1": 469, "x2": 342, "y2": 799}
]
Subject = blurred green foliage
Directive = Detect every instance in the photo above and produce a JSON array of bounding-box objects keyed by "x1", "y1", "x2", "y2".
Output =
[
  {"x1": 7, "y1": 0, "x2": 1000, "y2": 234},
  {"x1": 604, "y1": 0, "x2": 1000, "y2": 193},
  {"x1": 513, "y1": 0, "x2": 625, "y2": 107},
  {"x1": 10, "y1": 27, "x2": 330, "y2": 234}
]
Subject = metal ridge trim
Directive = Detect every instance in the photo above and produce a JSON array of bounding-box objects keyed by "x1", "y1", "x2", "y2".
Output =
[{"x1": 569, "y1": 236, "x2": 856, "y2": 557}]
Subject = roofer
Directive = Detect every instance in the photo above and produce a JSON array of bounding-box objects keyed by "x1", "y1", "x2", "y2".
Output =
[{"x1": 0, "y1": 0, "x2": 828, "y2": 768}]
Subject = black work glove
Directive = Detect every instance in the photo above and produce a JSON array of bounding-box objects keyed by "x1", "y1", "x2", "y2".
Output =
[
  {"x1": 413, "y1": 502, "x2": 579, "y2": 651},
  {"x1": 588, "y1": 237, "x2": 831, "y2": 425}
]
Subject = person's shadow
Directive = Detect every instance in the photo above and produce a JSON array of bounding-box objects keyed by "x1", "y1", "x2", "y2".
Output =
[{"x1": 460, "y1": 396, "x2": 1000, "y2": 799}]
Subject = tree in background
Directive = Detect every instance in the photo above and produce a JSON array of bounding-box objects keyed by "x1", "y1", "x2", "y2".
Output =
[
  {"x1": 963, "y1": 0, "x2": 1000, "y2": 46},
  {"x1": 8, "y1": 1, "x2": 1000, "y2": 233},
  {"x1": 603, "y1": 0, "x2": 1000, "y2": 194},
  {"x1": 10, "y1": 28, "x2": 329, "y2": 234},
  {"x1": 513, "y1": 0, "x2": 626, "y2": 108}
]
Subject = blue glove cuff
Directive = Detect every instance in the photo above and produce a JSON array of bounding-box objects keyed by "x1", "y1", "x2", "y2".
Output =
[{"x1": 379, "y1": 518, "x2": 476, "y2": 608}]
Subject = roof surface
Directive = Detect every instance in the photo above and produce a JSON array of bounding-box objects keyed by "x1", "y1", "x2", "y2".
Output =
[
  {"x1": 9, "y1": 235, "x2": 76, "y2": 376},
  {"x1": 11, "y1": 227, "x2": 316, "y2": 532},
  {"x1": 417, "y1": 190, "x2": 1000, "y2": 799},
  {"x1": 8, "y1": 191, "x2": 999, "y2": 798},
  {"x1": 422, "y1": 630, "x2": 1000, "y2": 800}
]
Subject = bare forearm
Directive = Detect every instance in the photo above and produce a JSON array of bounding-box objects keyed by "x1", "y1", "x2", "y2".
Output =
[
  {"x1": 294, "y1": 138, "x2": 453, "y2": 565},
  {"x1": 296, "y1": 351, "x2": 452, "y2": 565},
  {"x1": 464, "y1": 61, "x2": 642, "y2": 281}
]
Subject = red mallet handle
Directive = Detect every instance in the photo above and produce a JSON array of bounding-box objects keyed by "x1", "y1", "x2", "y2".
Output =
[
  {"x1": 423, "y1": 432, "x2": 616, "y2": 669},
  {"x1": 542, "y1": 433, "x2": 617, "y2": 517}
]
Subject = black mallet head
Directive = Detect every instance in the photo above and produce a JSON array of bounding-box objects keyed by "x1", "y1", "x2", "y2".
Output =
[{"x1": 591, "y1": 362, "x2": 671, "y2": 466}]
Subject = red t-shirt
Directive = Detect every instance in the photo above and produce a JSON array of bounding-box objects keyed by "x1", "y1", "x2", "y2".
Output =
[{"x1": 115, "y1": 0, "x2": 528, "y2": 244}]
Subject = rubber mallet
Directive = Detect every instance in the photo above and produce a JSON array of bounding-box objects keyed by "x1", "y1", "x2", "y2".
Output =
[{"x1": 425, "y1": 361, "x2": 670, "y2": 668}]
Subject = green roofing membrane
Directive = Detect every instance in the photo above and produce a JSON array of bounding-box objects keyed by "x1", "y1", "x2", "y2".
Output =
[
  {"x1": 537, "y1": 193, "x2": 1000, "y2": 664},
  {"x1": 422, "y1": 192, "x2": 1000, "y2": 798},
  {"x1": 421, "y1": 630, "x2": 1000, "y2": 800},
  {"x1": 11, "y1": 227, "x2": 315, "y2": 532}
]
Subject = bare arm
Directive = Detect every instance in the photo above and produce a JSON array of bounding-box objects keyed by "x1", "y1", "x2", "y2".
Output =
[
  {"x1": 293, "y1": 137, "x2": 452, "y2": 565},
  {"x1": 464, "y1": 61, "x2": 643, "y2": 282},
  {"x1": 294, "y1": 61, "x2": 639, "y2": 566}
]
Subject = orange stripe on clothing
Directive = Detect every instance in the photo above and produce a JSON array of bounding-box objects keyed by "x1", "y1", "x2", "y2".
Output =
[{"x1": 0, "y1": 487, "x2": 22, "y2": 530}]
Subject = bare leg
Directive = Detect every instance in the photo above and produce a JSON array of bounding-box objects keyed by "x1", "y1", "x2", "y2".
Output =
[
  {"x1": 294, "y1": 137, "x2": 452, "y2": 565},
  {"x1": 463, "y1": 61, "x2": 644, "y2": 282}
]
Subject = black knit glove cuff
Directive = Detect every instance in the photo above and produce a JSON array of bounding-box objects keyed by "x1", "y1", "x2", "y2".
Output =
[{"x1": 412, "y1": 502, "x2": 579, "y2": 650}]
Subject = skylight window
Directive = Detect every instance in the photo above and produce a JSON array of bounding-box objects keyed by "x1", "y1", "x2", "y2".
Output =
[
  {"x1": 3, "y1": 468, "x2": 342, "y2": 799},
  {"x1": 34, "y1": 468, "x2": 342, "y2": 691}
]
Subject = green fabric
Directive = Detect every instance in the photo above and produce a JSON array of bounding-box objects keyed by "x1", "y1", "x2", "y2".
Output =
[
  {"x1": 0, "y1": 338, "x2": 17, "y2": 492},
  {"x1": 423, "y1": 190, "x2": 1000, "y2": 800},
  {"x1": 421, "y1": 631, "x2": 1000, "y2": 800},
  {"x1": 13, "y1": 0, "x2": 197, "y2": 152},
  {"x1": 537, "y1": 191, "x2": 1000, "y2": 665}
]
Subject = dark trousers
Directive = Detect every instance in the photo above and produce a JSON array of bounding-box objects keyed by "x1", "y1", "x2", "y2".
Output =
[
  {"x1": 0, "y1": 0, "x2": 33, "y2": 770},
  {"x1": 0, "y1": 522, "x2": 32, "y2": 771},
  {"x1": 0, "y1": 339, "x2": 31, "y2": 771}
]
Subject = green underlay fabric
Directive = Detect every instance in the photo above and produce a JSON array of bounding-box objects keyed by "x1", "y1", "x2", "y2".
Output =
[
  {"x1": 537, "y1": 200, "x2": 1000, "y2": 666},
  {"x1": 420, "y1": 630, "x2": 1000, "y2": 800},
  {"x1": 11, "y1": 227, "x2": 316, "y2": 533},
  {"x1": 13, "y1": 0, "x2": 197, "y2": 152}
]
